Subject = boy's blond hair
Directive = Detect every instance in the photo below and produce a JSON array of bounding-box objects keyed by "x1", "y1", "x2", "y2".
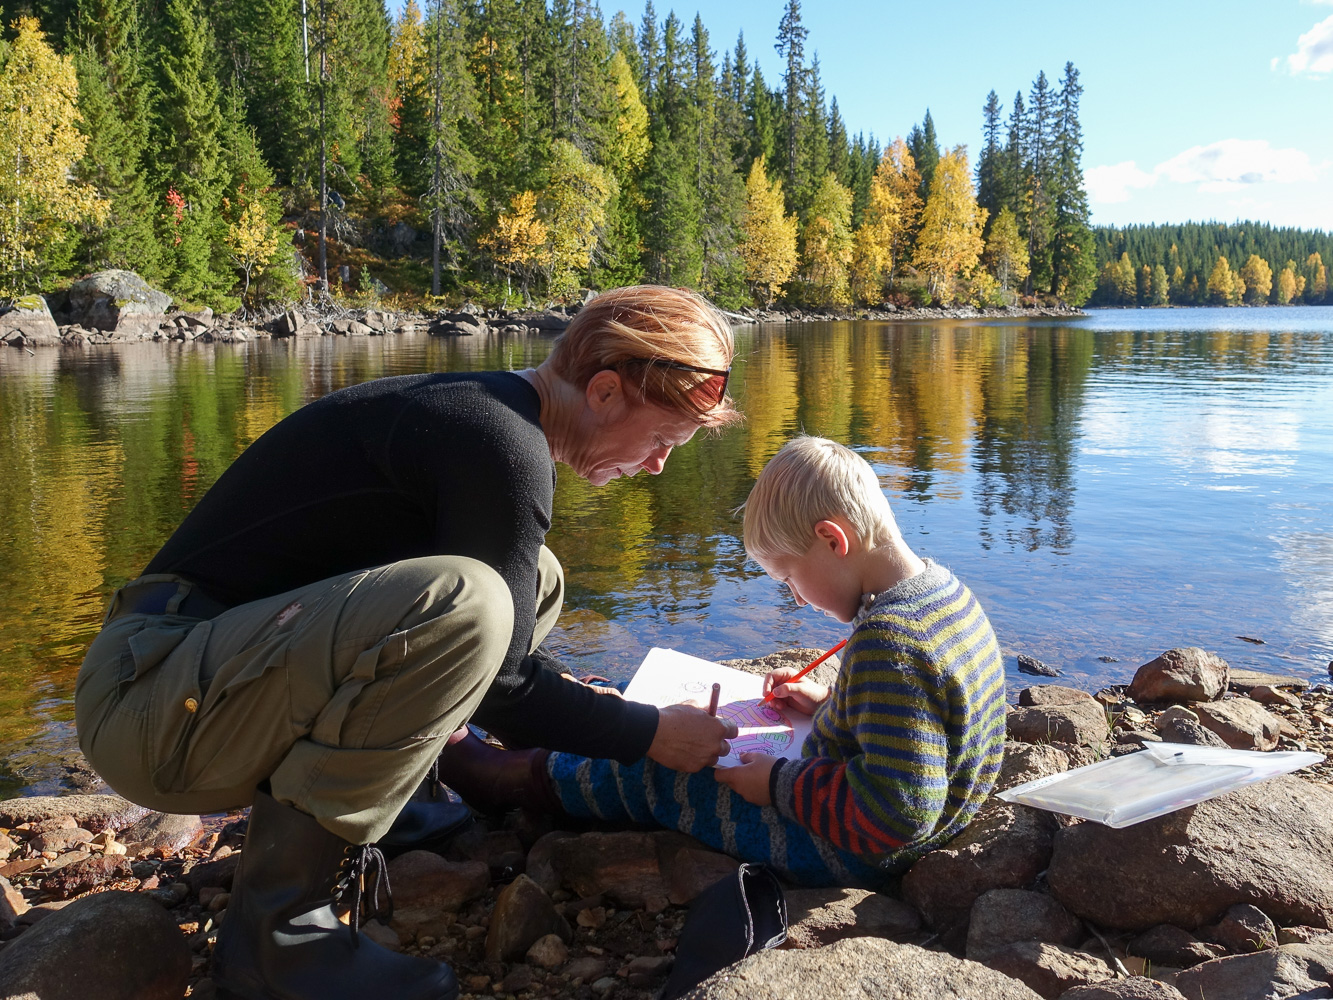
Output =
[{"x1": 743, "y1": 436, "x2": 899, "y2": 560}]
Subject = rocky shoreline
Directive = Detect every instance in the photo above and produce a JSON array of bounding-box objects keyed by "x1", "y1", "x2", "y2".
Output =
[
  {"x1": 0, "y1": 646, "x2": 1330, "y2": 999},
  {"x1": 0, "y1": 270, "x2": 1087, "y2": 351}
]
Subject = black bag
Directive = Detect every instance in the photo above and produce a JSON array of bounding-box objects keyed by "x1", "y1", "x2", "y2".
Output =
[{"x1": 659, "y1": 863, "x2": 788, "y2": 1000}]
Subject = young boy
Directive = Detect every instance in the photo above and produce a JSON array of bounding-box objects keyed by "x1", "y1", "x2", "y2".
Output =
[{"x1": 439, "y1": 437, "x2": 1006, "y2": 888}]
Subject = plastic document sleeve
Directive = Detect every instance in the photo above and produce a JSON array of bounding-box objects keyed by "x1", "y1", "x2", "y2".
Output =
[{"x1": 995, "y1": 742, "x2": 1325, "y2": 828}]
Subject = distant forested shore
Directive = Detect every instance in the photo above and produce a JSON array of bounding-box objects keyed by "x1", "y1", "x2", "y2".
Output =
[
  {"x1": 1, "y1": 0, "x2": 1327, "y2": 317},
  {"x1": 1091, "y1": 222, "x2": 1331, "y2": 307}
]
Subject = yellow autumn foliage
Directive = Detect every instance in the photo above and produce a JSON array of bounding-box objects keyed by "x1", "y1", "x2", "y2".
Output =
[
  {"x1": 0, "y1": 17, "x2": 108, "y2": 296},
  {"x1": 738, "y1": 155, "x2": 798, "y2": 305},
  {"x1": 225, "y1": 199, "x2": 281, "y2": 306},
  {"x1": 479, "y1": 189, "x2": 549, "y2": 299},
  {"x1": 913, "y1": 145, "x2": 986, "y2": 305},
  {"x1": 801, "y1": 172, "x2": 854, "y2": 307}
]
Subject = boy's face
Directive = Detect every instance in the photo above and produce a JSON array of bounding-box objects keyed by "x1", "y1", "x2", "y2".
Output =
[{"x1": 755, "y1": 530, "x2": 863, "y2": 624}]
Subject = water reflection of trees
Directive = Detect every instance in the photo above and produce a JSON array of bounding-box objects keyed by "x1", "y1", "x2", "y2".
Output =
[{"x1": 972, "y1": 327, "x2": 1092, "y2": 553}]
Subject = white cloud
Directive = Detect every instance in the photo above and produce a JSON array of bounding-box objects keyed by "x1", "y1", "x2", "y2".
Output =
[
  {"x1": 1084, "y1": 161, "x2": 1156, "y2": 203},
  {"x1": 1272, "y1": 14, "x2": 1333, "y2": 75},
  {"x1": 1154, "y1": 139, "x2": 1318, "y2": 192}
]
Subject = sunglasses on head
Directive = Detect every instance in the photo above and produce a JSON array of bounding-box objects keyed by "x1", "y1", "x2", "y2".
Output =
[{"x1": 619, "y1": 357, "x2": 731, "y2": 408}]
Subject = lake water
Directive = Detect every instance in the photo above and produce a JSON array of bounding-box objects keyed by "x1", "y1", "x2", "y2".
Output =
[{"x1": 2, "y1": 306, "x2": 1332, "y2": 795}]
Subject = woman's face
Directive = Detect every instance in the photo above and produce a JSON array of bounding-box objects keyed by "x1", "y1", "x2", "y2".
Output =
[{"x1": 580, "y1": 396, "x2": 702, "y2": 486}]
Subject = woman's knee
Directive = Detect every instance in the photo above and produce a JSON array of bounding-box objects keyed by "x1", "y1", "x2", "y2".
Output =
[{"x1": 375, "y1": 555, "x2": 514, "y2": 640}]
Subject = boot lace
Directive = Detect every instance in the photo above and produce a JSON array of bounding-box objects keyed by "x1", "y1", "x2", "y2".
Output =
[{"x1": 335, "y1": 844, "x2": 393, "y2": 947}]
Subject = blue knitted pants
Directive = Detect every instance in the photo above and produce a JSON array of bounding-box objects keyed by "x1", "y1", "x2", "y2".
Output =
[{"x1": 546, "y1": 753, "x2": 891, "y2": 889}]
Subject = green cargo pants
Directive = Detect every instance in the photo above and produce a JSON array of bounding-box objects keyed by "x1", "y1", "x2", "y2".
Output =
[{"x1": 75, "y1": 549, "x2": 564, "y2": 844}]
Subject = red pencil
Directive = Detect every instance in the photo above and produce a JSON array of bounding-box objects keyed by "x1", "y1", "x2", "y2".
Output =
[{"x1": 760, "y1": 639, "x2": 848, "y2": 705}]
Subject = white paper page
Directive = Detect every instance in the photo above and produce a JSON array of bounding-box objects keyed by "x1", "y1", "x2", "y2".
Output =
[{"x1": 623, "y1": 647, "x2": 815, "y2": 768}]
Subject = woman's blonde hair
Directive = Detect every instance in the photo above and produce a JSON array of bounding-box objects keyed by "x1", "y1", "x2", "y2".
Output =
[
  {"x1": 743, "y1": 437, "x2": 898, "y2": 560},
  {"x1": 546, "y1": 285, "x2": 742, "y2": 427}
]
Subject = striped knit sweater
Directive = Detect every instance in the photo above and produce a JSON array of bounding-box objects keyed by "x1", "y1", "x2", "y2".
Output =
[{"x1": 770, "y1": 560, "x2": 1006, "y2": 865}]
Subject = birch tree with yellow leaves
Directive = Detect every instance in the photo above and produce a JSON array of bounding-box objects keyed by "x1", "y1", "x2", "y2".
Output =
[
  {"x1": 913, "y1": 145, "x2": 986, "y2": 305},
  {"x1": 540, "y1": 139, "x2": 611, "y2": 300},
  {"x1": 1, "y1": 17, "x2": 108, "y2": 297},
  {"x1": 479, "y1": 189, "x2": 548, "y2": 302},
  {"x1": 801, "y1": 171, "x2": 853, "y2": 307},
  {"x1": 738, "y1": 154, "x2": 798, "y2": 305},
  {"x1": 879, "y1": 137, "x2": 922, "y2": 288},
  {"x1": 850, "y1": 155, "x2": 904, "y2": 304}
]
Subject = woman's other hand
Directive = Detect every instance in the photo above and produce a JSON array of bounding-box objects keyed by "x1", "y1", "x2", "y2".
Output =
[
  {"x1": 762, "y1": 666, "x2": 829, "y2": 715},
  {"x1": 647, "y1": 703, "x2": 738, "y2": 772},
  {"x1": 714, "y1": 751, "x2": 776, "y2": 806}
]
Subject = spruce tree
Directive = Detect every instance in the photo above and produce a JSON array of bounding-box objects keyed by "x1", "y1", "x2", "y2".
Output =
[
  {"x1": 907, "y1": 109, "x2": 938, "y2": 203},
  {"x1": 746, "y1": 64, "x2": 777, "y2": 170},
  {"x1": 827, "y1": 96, "x2": 848, "y2": 184},
  {"x1": 637, "y1": 0, "x2": 658, "y2": 96},
  {"x1": 1048, "y1": 62, "x2": 1095, "y2": 305},
  {"x1": 773, "y1": 0, "x2": 806, "y2": 195},
  {"x1": 791, "y1": 53, "x2": 828, "y2": 219},
  {"x1": 152, "y1": 0, "x2": 231, "y2": 305},
  {"x1": 1023, "y1": 70, "x2": 1057, "y2": 295},
  {"x1": 976, "y1": 89, "x2": 1003, "y2": 228},
  {"x1": 421, "y1": 0, "x2": 478, "y2": 293},
  {"x1": 72, "y1": 0, "x2": 161, "y2": 277},
  {"x1": 207, "y1": 0, "x2": 309, "y2": 186}
]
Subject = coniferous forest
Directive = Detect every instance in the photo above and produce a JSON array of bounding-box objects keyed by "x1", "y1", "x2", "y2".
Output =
[{"x1": 1, "y1": 0, "x2": 1329, "y2": 312}]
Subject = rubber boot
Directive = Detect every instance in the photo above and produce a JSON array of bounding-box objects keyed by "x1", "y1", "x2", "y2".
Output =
[
  {"x1": 431, "y1": 728, "x2": 562, "y2": 815},
  {"x1": 212, "y1": 788, "x2": 459, "y2": 1000},
  {"x1": 376, "y1": 774, "x2": 476, "y2": 860}
]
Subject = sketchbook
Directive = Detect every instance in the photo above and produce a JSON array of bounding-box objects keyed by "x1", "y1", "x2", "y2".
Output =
[
  {"x1": 623, "y1": 647, "x2": 816, "y2": 768},
  {"x1": 996, "y1": 742, "x2": 1325, "y2": 828}
]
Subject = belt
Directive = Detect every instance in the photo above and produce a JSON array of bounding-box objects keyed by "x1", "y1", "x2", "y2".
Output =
[{"x1": 110, "y1": 580, "x2": 233, "y2": 622}]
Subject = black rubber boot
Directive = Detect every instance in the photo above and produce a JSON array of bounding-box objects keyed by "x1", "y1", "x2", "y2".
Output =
[
  {"x1": 212, "y1": 788, "x2": 459, "y2": 1000},
  {"x1": 375, "y1": 775, "x2": 476, "y2": 860}
]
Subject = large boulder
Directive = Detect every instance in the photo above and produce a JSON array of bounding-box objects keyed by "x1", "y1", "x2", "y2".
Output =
[
  {"x1": 995, "y1": 742, "x2": 1072, "y2": 792},
  {"x1": 1047, "y1": 776, "x2": 1333, "y2": 932},
  {"x1": 66, "y1": 269, "x2": 172, "y2": 333},
  {"x1": 0, "y1": 793, "x2": 148, "y2": 834},
  {"x1": 0, "y1": 890, "x2": 189, "y2": 1000},
  {"x1": 681, "y1": 936, "x2": 1043, "y2": 1000},
  {"x1": 1169, "y1": 941, "x2": 1333, "y2": 1000},
  {"x1": 549, "y1": 830, "x2": 699, "y2": 910},
  {"x1": 1127, "y1": 648, "x2": 1229, "y2": 703},
  {"x1": 385, "y1": 850, "x2": 489, "y2": 938},
  {"x1": 1192, "y1": 698, "x2": 1282, "y2": 751},
  {"x1": 901, "y1": 801, "x2": 1058, "y2": 931},
  {"x1": 980, "y1": 942, "x2": 1117, "y2": 999},
  {"x1": 1007, "y1": 701, "x2": 1109, "y2": 747},
  {"x1": 966, "y1": 889, "x2": 1084, "y2": 961},
  {"x1": 484, "y1": 874, "x2": 571, "y2": 962},
  {"x1": 0, "y1": 294, "x2": 60, "y2": 347},
  {"x1": 1059, "y1": 979, "x2": 1187, "y2": 1000},
  {"x1": 783, "y1": 887, "x2": 921, "y2": 949}
]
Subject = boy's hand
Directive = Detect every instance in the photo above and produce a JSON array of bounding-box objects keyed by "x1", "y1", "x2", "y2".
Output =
[
  {"x1": 714, "y1": 751, "x2": 777, "y2": 806},
  {"x1": 763, "y1": 666, "x2": 829, "y2": 715}
]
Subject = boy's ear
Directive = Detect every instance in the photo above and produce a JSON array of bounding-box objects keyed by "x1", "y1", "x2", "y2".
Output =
[{"x1": 813, "y1": 519, "x2": 851, "y2": 557}]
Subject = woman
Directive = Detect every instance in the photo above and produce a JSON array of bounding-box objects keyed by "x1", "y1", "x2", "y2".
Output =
[{"x1": 74, "y1": 285, "x2": 742, "y2": 1000}]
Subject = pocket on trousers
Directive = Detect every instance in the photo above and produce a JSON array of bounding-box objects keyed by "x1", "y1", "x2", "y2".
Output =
[
  {"x1": 156, "y1": 633, "x2": 296, "y2": 797},
  {"x1": 135, "y1": 620, "x2": 215, "y2": 796}
]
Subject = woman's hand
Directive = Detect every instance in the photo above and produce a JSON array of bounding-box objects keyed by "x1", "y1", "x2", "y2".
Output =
[
  {"x1": 714, "y1": 752, "x2": 777, "y2": 806},
  {"x1": 647, "y1": 703, "x2": 738, "y2": 772},
  {"x1": 762, "y1": 667, "x2": 829, "y2": 716}
]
